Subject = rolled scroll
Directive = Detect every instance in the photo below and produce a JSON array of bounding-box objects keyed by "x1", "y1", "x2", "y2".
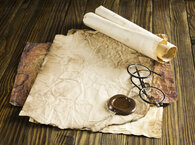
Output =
[{"x1": 83, "y1": 6, "x2": 177, "y2": 62}]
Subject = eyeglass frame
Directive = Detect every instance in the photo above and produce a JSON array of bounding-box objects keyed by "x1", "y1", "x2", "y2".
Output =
[{"x1": 127, "y1": 64, "x2": 166, "y2": 107}]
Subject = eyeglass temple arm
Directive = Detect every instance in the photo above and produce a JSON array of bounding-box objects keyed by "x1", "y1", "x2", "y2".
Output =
[
  {"x1": 135, "y1": 66, "x2": 146, "y2": 88},
  {"x1": 150, "y1": 70, "x2": 161, "y2": 76}
]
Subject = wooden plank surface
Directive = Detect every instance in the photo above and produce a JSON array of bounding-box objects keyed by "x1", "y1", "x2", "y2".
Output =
[
  {"x1": 186, "y1": 0, "x2": 195, "y2": 39},
  {"x1": 186, "y1": 0, "x2": 195, "y2": 65},
  {"x1": 0, "y1": 0, "x2": 194, "y2": 145},
  {"x1": 169, "y1": 1, "x2": 195, "y2": 144}
]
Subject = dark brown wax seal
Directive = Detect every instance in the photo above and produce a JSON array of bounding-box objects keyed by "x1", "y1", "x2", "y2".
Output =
[{"x1": 107, "y1": 94, "x2": 136, "y2": 115}]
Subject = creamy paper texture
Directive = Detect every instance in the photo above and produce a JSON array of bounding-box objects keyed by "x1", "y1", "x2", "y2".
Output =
[
  {"x1": 83, "y1": 6, "x2": 177, "y2": 62},
  {"x1": 102, "y1": 106, "x2": 163, "y2": 138},
  {"x1": 20, "y1": 30, "x2": 162, "y2": 138}
]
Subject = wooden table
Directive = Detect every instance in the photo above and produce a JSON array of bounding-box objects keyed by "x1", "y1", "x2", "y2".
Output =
[{"x1": 0, "y1": 0, "x2": 194, "y2": 145}]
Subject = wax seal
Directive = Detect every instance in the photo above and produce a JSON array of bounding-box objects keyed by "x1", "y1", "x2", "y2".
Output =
[{"x1": 107, "y1": 94, "x2": 136, "y2": 115}]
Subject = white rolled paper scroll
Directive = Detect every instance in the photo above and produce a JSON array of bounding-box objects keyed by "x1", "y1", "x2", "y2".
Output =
[{"x1": 83, "y1": 6, "x2": 177, "y2": 62}]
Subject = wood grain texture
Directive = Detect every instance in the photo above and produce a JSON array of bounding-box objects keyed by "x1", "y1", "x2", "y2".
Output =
[
  {"x1": 193, "y1": 44, "x2": 195, "y2": 67},
  {"x1": 170, "y1": 0, "x2": 194, "y2": 144},
  {"x1": 0, "y1": 0, "x2": 194, "y2": 145},
  {"x1": 170, "y1": 1, "x2": 195, "y2": 144},
  {"x1": 185, "y1": 0, "x2": 195, "y2": 65},
  {"x1": 185, "y1": 0, "x2": 195, "y2": 39}
]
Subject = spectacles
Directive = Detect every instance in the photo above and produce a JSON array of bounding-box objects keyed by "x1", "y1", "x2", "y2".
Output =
[{"x1": 127, "y1": 64, "x2": 166, "y2": 107}]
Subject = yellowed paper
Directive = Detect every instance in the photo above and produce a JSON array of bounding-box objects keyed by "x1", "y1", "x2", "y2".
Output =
[
  {"x1": 20, "y1": 30, "x2": 162, "y2": 138},
  {"x1": 102, "y1": 106, "x2": 163, "y2": 138}
]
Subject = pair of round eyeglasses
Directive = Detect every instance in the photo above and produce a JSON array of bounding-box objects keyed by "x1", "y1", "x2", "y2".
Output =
[{"x1": 127, "y1": 64, "x2": 166, "y2": 107}]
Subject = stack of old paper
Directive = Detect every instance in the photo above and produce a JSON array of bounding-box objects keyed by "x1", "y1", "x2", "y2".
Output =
[{"x1": 19, "y1": 6, "x2": 177, "y2": 138}]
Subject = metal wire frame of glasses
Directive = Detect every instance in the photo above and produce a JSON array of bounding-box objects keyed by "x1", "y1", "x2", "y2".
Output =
[{"x1": 127, "y1": 64, "x2": 166, "y2": 107}]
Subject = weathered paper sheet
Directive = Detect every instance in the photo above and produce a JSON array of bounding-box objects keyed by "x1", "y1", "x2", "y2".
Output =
[
  {"x1": 102, "y1": 106, "x2": 163, "y2": 138},
  {"x1": 20, "y1": 30, "x2": 163, "y2": 137}
]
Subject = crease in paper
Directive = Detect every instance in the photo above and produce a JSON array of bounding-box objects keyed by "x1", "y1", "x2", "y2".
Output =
[{"x1": 20, "y1": 30, "x2": 162, "y2": 138}]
